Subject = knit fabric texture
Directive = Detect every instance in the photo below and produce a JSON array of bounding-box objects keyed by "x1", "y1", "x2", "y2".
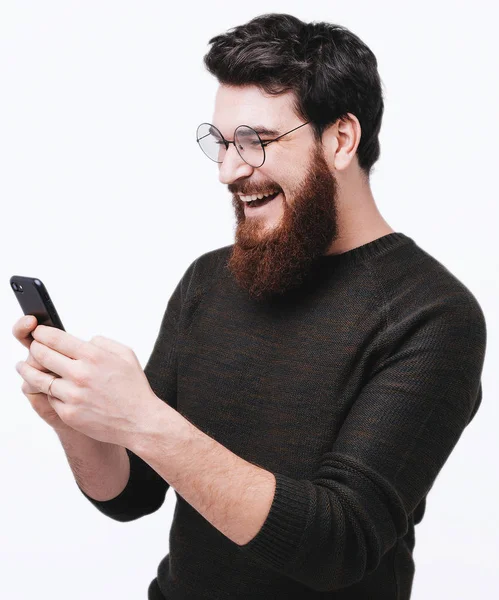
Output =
[{"x1": 77, "y1": 232, "x2": 487, "y2": 599}]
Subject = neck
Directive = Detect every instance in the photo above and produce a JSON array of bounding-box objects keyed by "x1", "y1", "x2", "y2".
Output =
[{"x1": 325, "y1": 174, "x2": 394, "y2": 256}]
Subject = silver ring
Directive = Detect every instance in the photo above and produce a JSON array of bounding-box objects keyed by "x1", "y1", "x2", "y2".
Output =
[{"x1": 47, "y1": 375, "x2": 58, "y2": 398}]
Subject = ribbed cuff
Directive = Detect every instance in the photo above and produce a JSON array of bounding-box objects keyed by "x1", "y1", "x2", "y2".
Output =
[{"x1": 236, "y1": 471, "x2": 313, "y2": 570}]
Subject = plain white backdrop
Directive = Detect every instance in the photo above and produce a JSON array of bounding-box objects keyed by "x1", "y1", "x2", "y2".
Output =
[{"x1": 2, "y1": 1, "x2": 498, "y2": 598}]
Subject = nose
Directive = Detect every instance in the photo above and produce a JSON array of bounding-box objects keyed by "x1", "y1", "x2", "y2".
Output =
[{"x1": 218, "y1": 143, "x2": 254, "y2": 185}]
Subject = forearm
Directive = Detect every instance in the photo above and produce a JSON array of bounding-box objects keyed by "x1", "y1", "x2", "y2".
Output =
[
  {"x1": 55, "y1": 426, "x2": 130, "y2": 501},
  {"x1": 132, "y1": 403, "x2": 276, "y2": 546}
]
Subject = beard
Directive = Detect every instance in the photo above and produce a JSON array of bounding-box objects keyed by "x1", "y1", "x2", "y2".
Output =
[{"x1": 227, "y1": 143, "x2": 340, "y2": 302}]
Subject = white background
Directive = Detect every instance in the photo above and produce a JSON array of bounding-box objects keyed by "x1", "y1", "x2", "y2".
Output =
[{"x1": 2, "y1": 1, "x2": 498, "y2": 598}]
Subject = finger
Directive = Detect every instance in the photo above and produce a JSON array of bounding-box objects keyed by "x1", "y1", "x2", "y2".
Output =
[
  {"x1": 27, "y1": 347, "x2": 52, "y2": 372},
  {"x1": 31, "y1": 325, "x2": 89, "y2": 361},
  {"x1": 21, "y1": 379, "x2": 40, "y2": 395},
  {"x1": 12, "y1": 315, "x2": 38, "y2": 349},
  {"x1": 22, "y1": 379, "x2": 47, "y2": 396},
  {"x1": 16, "y1": 360, "x2": 67, "y2": 402},
  {"x1": 29, "y1": 339, "x2": 76, "y2": 381}
]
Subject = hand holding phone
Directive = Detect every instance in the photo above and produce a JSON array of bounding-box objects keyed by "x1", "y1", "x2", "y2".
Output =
[{"x1": 11, "y1": 276, "x2": 69, "y2": 432}]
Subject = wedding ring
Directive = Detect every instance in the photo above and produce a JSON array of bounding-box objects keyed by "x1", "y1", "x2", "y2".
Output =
[{"x1": 47, "y1": 375, "x2": 58, "y2": 398}]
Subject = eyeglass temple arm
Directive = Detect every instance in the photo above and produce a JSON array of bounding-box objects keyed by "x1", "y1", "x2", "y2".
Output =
[{"x1": 262, "y1": 121, "x2": 310, "y2": 146}]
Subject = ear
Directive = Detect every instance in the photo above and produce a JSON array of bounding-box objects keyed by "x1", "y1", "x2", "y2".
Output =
[{"x1": 328, "y1": 113, "x2": 362, "y2": 171}]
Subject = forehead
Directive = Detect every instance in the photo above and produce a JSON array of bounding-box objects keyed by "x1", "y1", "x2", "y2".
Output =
[{"x1": 212, "y1": 84, "x2": 296, "y2": 135}]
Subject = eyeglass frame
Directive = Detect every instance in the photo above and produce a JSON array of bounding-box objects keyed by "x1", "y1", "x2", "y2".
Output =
[{"x1": 196, "y1": 121, "x2": 311, "y2": 168}]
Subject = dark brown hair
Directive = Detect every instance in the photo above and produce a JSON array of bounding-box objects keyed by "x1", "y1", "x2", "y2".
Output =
[{"x1": 203, "y1": 13, "x2": 385, "y2": 179}]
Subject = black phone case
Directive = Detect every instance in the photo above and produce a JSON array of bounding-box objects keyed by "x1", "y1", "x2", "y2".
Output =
[{"x1": 10, "y1": 276, "x2": 65, "y2": 331}]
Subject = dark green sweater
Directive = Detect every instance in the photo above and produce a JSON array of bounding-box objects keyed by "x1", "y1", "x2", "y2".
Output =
[{"x1": 77, "y1": 232, "x2": 486, "y2": 599}]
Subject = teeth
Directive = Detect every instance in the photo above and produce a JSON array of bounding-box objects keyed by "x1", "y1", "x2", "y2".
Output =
[{"x1": 239, "y1": 190, "x2": 279, "y2": 202}]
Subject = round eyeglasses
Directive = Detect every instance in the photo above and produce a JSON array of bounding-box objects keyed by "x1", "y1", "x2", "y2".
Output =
[{"x1": 196, "y1": 121, "x2": 310, "y2": 168}]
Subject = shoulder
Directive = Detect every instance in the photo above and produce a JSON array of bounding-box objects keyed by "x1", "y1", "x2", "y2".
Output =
[
  {"x1": 368, "y1": 237, "x2": 485, "y2": 323},
  {"x1": 195, "y1": 244, "x2": 233, "y2": 273},
  {"x1": 176, "y1": 244, "x2": 233, "y2": 305},
  {"x1": 184, "y1": 244, "x2": 233, "y2": 284},
  {"x1": 367, "y1": 239, "x2": 487, "y2": 374}
]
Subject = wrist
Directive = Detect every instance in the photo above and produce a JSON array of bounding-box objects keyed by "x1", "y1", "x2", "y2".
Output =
[
  {"x1": 132, "y1": 401, "x2": 187, "y2": 460},
  {"x1": 53, "y1": 424, "x2": 110, "y2": 447}
]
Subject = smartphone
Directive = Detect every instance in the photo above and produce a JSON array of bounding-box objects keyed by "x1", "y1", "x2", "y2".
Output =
[{"x1": 10, "y1": 276, "x2": 65, "y2": 331}]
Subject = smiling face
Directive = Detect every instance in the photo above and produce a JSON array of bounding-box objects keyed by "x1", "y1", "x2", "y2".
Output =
[{"x1": 212, "y1": 84, "x2": 341, "y2": 302}]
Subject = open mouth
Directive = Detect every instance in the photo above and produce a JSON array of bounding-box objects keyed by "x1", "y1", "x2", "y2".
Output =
[{"x1": 245, "y1": 191, "x2": 280, "y2": 208}]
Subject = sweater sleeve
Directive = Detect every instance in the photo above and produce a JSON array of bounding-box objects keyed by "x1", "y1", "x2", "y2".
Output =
[
  {"x1": 77, "y1": 259, "x2": 198, "y2": 521},
  {"x1": 236, "y1": 292, "x2": 487, "y2": 592}
]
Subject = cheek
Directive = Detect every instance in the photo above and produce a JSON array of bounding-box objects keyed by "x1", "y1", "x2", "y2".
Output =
[{"x1": 262, "y1": 165, "x2": 294, "y2": 197}]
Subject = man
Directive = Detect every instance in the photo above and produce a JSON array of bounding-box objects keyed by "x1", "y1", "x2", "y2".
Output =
[{"x1": 16, "y1": 13, "x2": 486, "y2": 600}]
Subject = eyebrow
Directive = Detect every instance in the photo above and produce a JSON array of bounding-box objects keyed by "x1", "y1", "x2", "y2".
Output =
[
  {"x1": 251, "y1": 126, "x2": 280, "y2": 137},
  {"x1": 210, "y1": 124, "x2": 281, "y2": 138}
]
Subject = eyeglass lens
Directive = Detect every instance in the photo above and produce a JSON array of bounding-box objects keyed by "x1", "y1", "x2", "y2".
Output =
[{"x1": 196, "y1": 123, "x2": 265, "y2": 168}]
